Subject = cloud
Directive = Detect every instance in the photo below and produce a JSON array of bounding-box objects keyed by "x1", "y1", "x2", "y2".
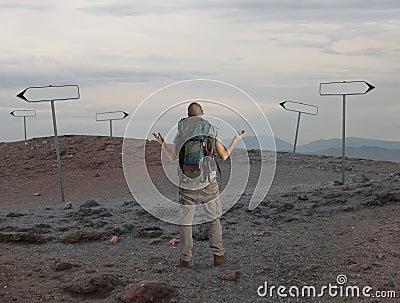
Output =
[
  {"x1": 80, "y1": 0, "x2": 400, "y2": 23},
  {"x1": 0, "y1": 54, "x2": 213, "y2": 89},
  {"x1": 1, "y1": 0, "x2": 400, "y2": 143},
  {"x1": 0, "y1": 0, "x2": 55, "y2": 10}
]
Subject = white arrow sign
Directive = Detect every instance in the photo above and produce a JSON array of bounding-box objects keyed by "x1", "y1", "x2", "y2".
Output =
[
  {"x1": 17, "y1": 85, "x2": 80, "y2": 102},
  {"x1": 10, "y1": 109, "x2": 37, "y2": 142},
  {"x1": 10, "y1": 109, "x2": 36, "y2": 117},
  {"x1": 96, "y1": 111, "x2": 129, "y2": 121},
  {"x1": 96, "y1": 111, "x2": 129, "y2": 138},
  {"x1": 280, "y1": 100, "x2": 318, "y2": 115},
  {"x1": 279, "y1": 100, "x2": 318, "y2": 153},
  {"x1": 320, "y1": 81, "x2": 375, "y2": 96}
]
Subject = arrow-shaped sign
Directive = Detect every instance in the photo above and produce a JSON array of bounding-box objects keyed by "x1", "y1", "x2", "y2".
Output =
[
  {"x1": 320, "y1": 81, "x2": 375, "y2": 96},
  {"x1": 280, "y1": 100, "x2": 318, "y2": 115},
  {"x1": 10, "y1": 109, "x2": 36, "y2": 117},
  {"x1": 279, "y1": 100, "x2": 318, "y2": 153},
  {"x1": 96, "y1": 111, "x2": 130, "y2": 138},
  {"x1": 96, "y1": 111, "x2": 129, "y2": 121},
  {"x1": 10, "y1": 109, "x2": 37, "y2": 142},
  {"x1": 17, "y1": 85, "x2": 80, "y2": 102}
]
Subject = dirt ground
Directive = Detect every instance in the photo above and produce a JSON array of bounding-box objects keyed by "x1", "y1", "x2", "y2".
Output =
[{"x1": 0, "y1": 135, "x2": 399, "y2": 302}]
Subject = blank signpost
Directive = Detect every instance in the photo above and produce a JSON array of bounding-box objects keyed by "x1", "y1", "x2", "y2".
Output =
[
  {"x1": 10, "y1": 109, "x2": 36, "y2": 142},
  {"x1": 280, "y1": 100, "x2": 318, "y2": 153},
  {"x1": 319, "y1": 80, "x2": 375, "y2": 184},
  {"x1": 96, "y1": 111, "x2": 129, "y2": 138},
  {"x1": 16, "y1": 85, "x2": 80, "y2": 202}
]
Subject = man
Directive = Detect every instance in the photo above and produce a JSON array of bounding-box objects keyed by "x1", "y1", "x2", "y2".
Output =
[{"x1": 152, "y1": 102, "x2": 245, "y2": 267}]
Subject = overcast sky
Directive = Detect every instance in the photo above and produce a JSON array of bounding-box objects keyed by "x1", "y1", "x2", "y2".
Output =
[{"x1": 1, "y1": 0, "x2": 399, "y2": 145}]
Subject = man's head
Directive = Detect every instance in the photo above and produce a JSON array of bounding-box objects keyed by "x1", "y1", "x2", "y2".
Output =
[{"x1": 188, "y1": 102, "x2": 203, "y2": 117}]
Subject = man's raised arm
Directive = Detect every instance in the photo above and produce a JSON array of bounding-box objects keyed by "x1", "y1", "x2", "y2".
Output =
[
  {"x1": 152, "y1": 132, "x2": 177, "y2": 162},
  {"x1": 215, "y1": 130, "x2": 245, "y2": 161}
]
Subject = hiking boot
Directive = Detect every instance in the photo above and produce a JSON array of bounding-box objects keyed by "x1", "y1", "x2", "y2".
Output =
[
  {"x1": 214, "y1": 254, "x2": 227, "y2": 266},
  {"x1": 178, "y1": 258, "x2": 191, "y2": 267}
]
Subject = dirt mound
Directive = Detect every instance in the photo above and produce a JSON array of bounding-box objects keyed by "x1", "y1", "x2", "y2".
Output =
[{"x1": 0, "y1": 135, "x2": 160, "y2": 208}]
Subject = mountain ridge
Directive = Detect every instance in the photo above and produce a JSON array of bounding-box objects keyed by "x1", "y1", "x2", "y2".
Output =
[{"x1": 240, "y1": 136, "x2": 400, "y2": 162}]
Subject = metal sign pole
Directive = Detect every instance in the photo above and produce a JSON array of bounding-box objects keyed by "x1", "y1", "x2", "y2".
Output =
[
  {"x1": 293, "y1": 112, "x2": 301, "y2": 153},
  {"x1": 341, "y1": 94, "x2": 346, "y2": 184},
  {"x1": 319, "y1": 80, "x2": 375, "y2": 185},
  {"x1": 109, "y1": 120, "x2": 113, "y2": 138},
  {"x1": 50, "y1": 100, "x2": 65, "y2": 202},
  {"x1": 23, "y1": 116, "x2": 27, "y2": 142}
]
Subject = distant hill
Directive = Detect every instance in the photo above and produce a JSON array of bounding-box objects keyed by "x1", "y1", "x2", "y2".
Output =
[
  {"x1": 297, "y1": 137, "x2": 400, "y2": 153},
  {"x1": 241, "y1": 136, "x2": 292, "y2": 151},
  {"x1": 311, "y1": 146, "x2": 400, "y2": 163},
  {"x1": 237, "y1": 136, "x2": 400, "y2": 163}
]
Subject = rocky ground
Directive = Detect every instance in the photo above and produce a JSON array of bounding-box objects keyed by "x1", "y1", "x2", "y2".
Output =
[{"x1": 0, "y1": 135, "x2": 399, "y2": 302}]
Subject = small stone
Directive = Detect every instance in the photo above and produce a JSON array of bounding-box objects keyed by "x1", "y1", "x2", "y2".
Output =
[
  {"x1": 6, "y1": 212, "x2": 25, "y2": 218},
  {"x1": 297, "y1": 194, "x2": 308, "y2": 201},
  {"x1": 138, "y1": 227, "x2": 164, "y2": 238},
  {"x1": 361, "y1": 264, "x2": 371, "y2": 271},
  {"x1": 377, "y1": 254, "x2": 385, "y2": 260},
  {"x1": 107, "y1": 235, "x2": 119, "y2": 245},
  {"x1": 220, "y1": 270, "x2": 240, "y2": 281},
  {"x1": 334, "y1": 180, "x2": 343, "y2": 186},
  {"x1": 33, "y1": 192, "x2": 41, "y2": 196},
  {"x1": 352, "y1": 174, "x2": 370, "y2": 183},
  {"x1": 63, "y1": 202, "x2": 72, "y2": 210},
  {"x1": 54, "y1": 262, "x2": 75, "y2": 271},
  {"x1": 278, "y1": 202, "x2": 294, "y2": 212},
  {"x1": 0, "y1": 231, "x2": 46, "y2": 244},
  {"x1": 118, "y1": 281, "x2": 177, "y2": 303},
  {"x1": 122, "y1": 201, "x2": 134, "y2": 207},
  {"x1": 80, "y1": 200, "x2": 100, "y2": 209},
  {"x1": 147, "y1": 239, "x2": 161, "y2": 245},
  {"x1": 85, "y1": 269, "x2": 96, "y2": 273},
  {"x1": 168, "y1": 239, "x2": 180, "y2": 246},
  {"x1": 63, "y1": 274, "x2": 119, "y2": 294},
  {"x1": 59, "y1": 231, "x2": 104, "y2": 244},
  {"x1": 255, "y1": 269, "x2": 267, "y2": 276}
]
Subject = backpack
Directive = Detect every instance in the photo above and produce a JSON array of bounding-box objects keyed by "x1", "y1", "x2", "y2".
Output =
[{"x1": 177, "y1": 117, "x2": 219, "y2": 182}]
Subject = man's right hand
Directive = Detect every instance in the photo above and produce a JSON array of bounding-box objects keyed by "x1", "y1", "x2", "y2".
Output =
[
  {"x1": 234, "y1": 130, "x2": 246, "y2": 141},
  {"x1": 152, "y1": 132, "x2": 164, "y2": 145}
]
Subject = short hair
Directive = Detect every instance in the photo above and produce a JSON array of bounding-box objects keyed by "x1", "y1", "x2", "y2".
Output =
[{"x1": 188, "y1": 102, "x2": 203, "y2": 117}]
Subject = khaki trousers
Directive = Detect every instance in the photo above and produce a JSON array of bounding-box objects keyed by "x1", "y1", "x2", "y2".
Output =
[{"x1": 179, "y1": 179, "x2": 225, "y2": 262}]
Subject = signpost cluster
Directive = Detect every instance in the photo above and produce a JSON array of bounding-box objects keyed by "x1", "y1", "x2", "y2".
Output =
[
  {"x1": 279, "y1": 81, "x2": 375, "y2": 184},
  {"x1": 11, "y1": 79, "x2": 375, "y2": 202}
]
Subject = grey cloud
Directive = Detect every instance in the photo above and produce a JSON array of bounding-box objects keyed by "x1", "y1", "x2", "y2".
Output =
[
  {"x1": 0, "y1": 0, "x2": 55, "y2": 10},
  {"x1": 80, "y1": 0, "x2": 400, "y2": 23},
  {"x1": 0, "y1": 62, "x2": 213, "y2": 89}
]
